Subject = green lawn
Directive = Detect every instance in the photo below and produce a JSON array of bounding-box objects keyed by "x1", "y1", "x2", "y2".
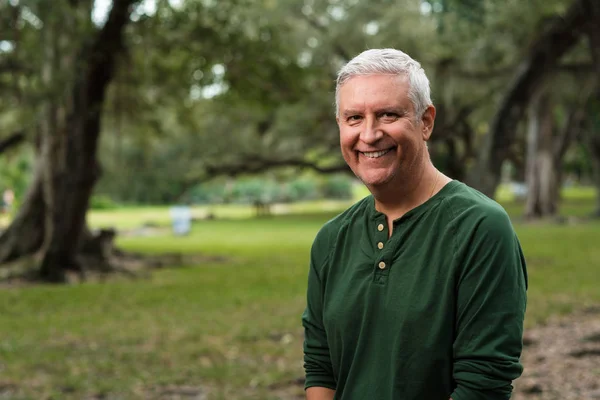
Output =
[{"x1": 0, "y1": 193, "x2": 599, "y2": 399}]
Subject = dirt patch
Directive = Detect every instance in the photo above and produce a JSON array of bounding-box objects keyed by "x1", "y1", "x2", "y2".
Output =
[
  {"x1": 269, "y1": 307, "x2": 600, "y2": 400},
  {"x1": 513, "y1": 307, "x2": 600, "y2": 400},
  {"x1": 145, "y1": 385, "x2": 207, "y2": 400},
  {"x1": 268, "y1": 377, "x2": 305, "y2": 400}
]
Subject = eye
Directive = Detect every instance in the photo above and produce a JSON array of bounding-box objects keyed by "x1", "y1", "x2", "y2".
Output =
[
  {"x1": 346, "y1": 115, "x2": 363, "y2": 123},
  {"x1": 379, "y1": 112, "x2": 399, "y2": 121}
]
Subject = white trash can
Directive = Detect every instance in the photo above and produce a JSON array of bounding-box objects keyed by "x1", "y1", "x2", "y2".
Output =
[{"x1": 170, "y1": 206, "x2": 192, "y2": 236}]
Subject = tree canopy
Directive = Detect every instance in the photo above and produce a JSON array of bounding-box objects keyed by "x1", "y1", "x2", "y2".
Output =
[{"x1": 1, "y1": 0, "x2": 599, "y2": 280}]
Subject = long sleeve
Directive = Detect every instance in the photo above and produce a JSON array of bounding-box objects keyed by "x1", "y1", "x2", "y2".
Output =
[
  {"x1": 450, "y1": 207, "x2": 528, "y2": 400},
  {"x1": 302, "y1": 233, "x2": 336, "y2": 390}
]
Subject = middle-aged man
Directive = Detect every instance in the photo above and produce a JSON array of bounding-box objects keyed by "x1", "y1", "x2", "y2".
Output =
[{"x1": 302, "y1": 48, "x2": 528, "y2": 400}]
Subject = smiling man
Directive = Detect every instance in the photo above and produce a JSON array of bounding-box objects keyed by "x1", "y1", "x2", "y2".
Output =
[{"x1": 302, "y1": 49, "x2": 528, "y2": 400}]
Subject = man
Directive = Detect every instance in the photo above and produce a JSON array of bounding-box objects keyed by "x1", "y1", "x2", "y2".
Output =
[{"x1": 302, "y1": 48, "x2": 528, "y2": 400}]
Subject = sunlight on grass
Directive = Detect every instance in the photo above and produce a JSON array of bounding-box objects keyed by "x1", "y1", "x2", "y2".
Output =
[
  {"x1": 87, "y1": 201, "x2": 355, "y2": 230},
  {"x1": 84, "y1": 184, "x2": 597, "y2": 231},
  {"x1": 0, "y1": 213, "x2": 8, "y2": 228}
]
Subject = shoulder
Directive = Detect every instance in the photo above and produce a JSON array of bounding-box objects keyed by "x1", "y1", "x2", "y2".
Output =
[
  {"x1": 442, "y1": 181, "x2": 515, "y2": 239},
  {"x1": 444, "y1": 181, "x2": 513, "y2": 226},
  {"x1": 443, "y1": 182, "x2": 527, "y2": 288},
  {"x1": 311, "y1": 196, "x2": 371, "y2": 261}
]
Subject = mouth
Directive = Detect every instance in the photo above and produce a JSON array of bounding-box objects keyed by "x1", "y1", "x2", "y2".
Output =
[{"x1": 358, "y1": 147, "x2": 395, "y2": 159}]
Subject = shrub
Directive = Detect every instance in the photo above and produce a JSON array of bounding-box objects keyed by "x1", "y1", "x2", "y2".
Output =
[{"x1": 90, "y1": 194, "x2": 119, "y2": 210}]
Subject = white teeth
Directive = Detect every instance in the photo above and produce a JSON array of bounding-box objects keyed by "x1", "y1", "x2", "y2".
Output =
[{"x1": 362, "y1": 149, "x2": 392, "y2": 158}]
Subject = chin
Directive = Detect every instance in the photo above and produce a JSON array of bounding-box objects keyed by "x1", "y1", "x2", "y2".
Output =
[{"x1": 358, "y1": 173, "x2": 396, "y2": 188}]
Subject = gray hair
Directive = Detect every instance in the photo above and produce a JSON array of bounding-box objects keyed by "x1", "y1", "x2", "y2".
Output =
[{"x1": 335, "y1": 48, "x2": 432, "y2": 118}]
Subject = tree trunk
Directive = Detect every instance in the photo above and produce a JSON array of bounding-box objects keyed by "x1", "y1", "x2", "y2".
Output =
[
  {"x1": 524, "y1": 82, "x2": 593, "y2": 219},
  {"x1": 586, "y1": 90, "x2": 600, "y2": 217},
  {"x1": 0, "y1": 0, "x2": 136, "y2": 281},
  {"x1": 525, "y1": 91, "x2": 560, "y2": 218},
  {"x1": 0, "y1": 163, "x2": 45, "y2": 263},
  {"x1": 590, "y1": 134, "x2": 600, "y2": 218},
  {"x1": 466, "y1": 0, "x2": 595, "y2": 197},
  {"x1": 35, "y1": 2, "x2": 103, "y2": 281},
  {"x1": 586, "y1": 0, "x2": 600, "y2": 216}
]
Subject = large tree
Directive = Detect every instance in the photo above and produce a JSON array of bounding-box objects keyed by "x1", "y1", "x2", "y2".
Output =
[
  {"x1": 4, "y1": 0, "x2": 598, "y2": 283},
  {"x1": 585, "y1": 0, "x2": 600, "y2": 216},
  {"x1": 94, "y1": 0, "x2": 594, "y2": 203},
  {"x1": 466, "y1": 0, "x2": 599, "y2": 197},
  {"x1": 0, "y1": 0, "x2": 138, "y2": 281},
  {"x1": 524, "y1": 85, "x2": 591, "y2": 218}
]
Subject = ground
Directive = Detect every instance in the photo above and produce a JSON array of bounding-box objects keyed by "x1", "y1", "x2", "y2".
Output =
[
  {"x1": 0, "y1": 193, "x2": 599, "y2": 399},
  {"x1": 261, "y1": 310, "x2": 600, "y2": 400},
  {"x1": 513, "y1": 307, "x2": 600, "y2": 400}
]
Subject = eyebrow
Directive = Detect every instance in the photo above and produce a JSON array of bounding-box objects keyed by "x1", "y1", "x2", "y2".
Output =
[
  {"x1": 342, "y1": 109, "x2": 362, "y2": 118},
  {"x1": 377, "y1": 107, "x2": 408, "y2": 115},
  {"x1": 341, "y1": 107, "x2": 408, "y2": 117}
]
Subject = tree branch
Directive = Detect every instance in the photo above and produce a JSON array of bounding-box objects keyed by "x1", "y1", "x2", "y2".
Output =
[
  {"x1": 73, "y1": 0, "x2": 138, "y2": 164},
  {"x1": 205, "y1": 157, "x2": 350, "y2": 177},
  {"x1": 586, "y1": 0, "x2": 600, "y2": 70},
  {"x1": 177, "y1": 157, "x2": 350, "y2": 197},
  {"x1": 0, "y1": 131, "x2": 25, "y2": 155},
  {"x1": 554, "y1": 83, "x2": 596, "y2": 159},
  {"x1": 85, "y1": 0, "x2": 138, "y2": 109},
  {"x1": 450, "y1": 62, "x2": 594, "y2": 80},
  {"x1": 0, "y1": 59, "x2": 27, "y2": 74},
  {"x1": 468, "y1": 0, "x2": 596, "y2": 197}
]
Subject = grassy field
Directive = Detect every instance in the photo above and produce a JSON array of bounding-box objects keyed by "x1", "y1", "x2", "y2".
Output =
[{"x1": 0, "y1": 189, "x2": 599, "y2": 399}]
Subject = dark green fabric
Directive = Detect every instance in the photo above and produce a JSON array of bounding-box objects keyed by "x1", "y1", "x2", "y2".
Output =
[{"x1": 302, "y1": 180, "x2": 528, "y2": 400}]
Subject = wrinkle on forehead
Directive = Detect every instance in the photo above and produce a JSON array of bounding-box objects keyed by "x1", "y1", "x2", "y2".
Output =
[{"x1": 338, "y1": 74, "x2": 413, "y2": 115}]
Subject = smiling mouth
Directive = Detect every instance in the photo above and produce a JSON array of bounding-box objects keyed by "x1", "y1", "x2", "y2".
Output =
[{"x1": 359, "y1": 148, "x2": 395, "y2": 159}]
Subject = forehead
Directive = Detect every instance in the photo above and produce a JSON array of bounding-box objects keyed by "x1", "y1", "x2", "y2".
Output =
[{"x1": 338, "y1": 74, "x2": 411, "y2": 111}]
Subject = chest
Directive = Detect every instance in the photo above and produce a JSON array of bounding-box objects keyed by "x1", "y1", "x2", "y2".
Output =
[{"x1": 321, "y1": 226, "x2": 456, "y2": 342}]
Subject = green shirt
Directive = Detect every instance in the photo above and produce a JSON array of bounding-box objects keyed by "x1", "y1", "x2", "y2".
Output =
[{"x1": 302, "y1": 180, "x2": 528, "y2": 400}]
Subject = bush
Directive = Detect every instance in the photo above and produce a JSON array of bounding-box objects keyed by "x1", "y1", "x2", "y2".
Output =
[
  {"x1": 90, "y1": 194, "x2": 119, "y2": 210},
  {"x1": 319, "y1": 175, "x2": 353, "y2": 200},
  {"x1": 284, "y1": 178, "x2": 319, "y2": 202}
]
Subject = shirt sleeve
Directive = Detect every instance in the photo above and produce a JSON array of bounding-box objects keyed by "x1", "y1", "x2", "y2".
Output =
[
  {"x1": 302, "y1": 230, "x2": 336, "y2": 391},
  {"x1": 450, "y1": 207, "x2": 528, "y2": 400}
]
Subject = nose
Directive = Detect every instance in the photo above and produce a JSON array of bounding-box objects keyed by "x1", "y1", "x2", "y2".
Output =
[{"x1": 360, "y1": 116, "x2": 383, "y2": 144}]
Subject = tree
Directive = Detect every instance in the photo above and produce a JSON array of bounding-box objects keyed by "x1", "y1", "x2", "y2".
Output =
[
  {"x1": 585, "y1": 0, "x2": 600, "y2": 217},
  {"x1": 467, "y1": 0, "x2": 598, "y2": 197},
  {"x1": 0, "y1": 0, "x2": 138, "y2": 281},
  {"x1": 4, "y1": 0, "x2": 595, "y2": 283},
  {"x1": 89, "y1": 0, "x2": 595, "y2": 204},
  {"x1": 0, "y1": 131, "x2": 25, "y2": 155},
  {"x1": 524, "y1": 85, "x2": 590, "y2": 218}
]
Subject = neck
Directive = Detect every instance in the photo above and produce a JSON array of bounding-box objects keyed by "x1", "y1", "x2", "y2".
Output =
[{"x1": 370, "y1": 162, "x2": 439, "y2": 222}]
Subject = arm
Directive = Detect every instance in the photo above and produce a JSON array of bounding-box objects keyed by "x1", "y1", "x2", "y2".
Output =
[
  {"x1": 306, "y1": 387, "x2": 335, "y2": 400},
  {"x1": 302, "y1": 232, "x2": 337, "y2": 396},
  {"x1": 450, "y1": 209, "x2": 528, "y2": 400}
]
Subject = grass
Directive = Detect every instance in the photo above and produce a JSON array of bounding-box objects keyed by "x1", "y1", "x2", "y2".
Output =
[
  {"x1": 0, "y1": 188, "x2": 599, "y2": 399},
  {"x1": 86, "y1": 201, "x2": 356, "y2": 230}
]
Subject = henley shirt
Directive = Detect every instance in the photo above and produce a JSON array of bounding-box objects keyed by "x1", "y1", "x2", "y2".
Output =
[{"x1": 302, "y1": 180, "x2": 528, "y2": 400}]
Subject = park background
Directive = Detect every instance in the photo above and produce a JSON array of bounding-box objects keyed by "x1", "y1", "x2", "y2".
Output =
[{"x1": 1, "y1": 0, "x2": 599, "y2": 399}]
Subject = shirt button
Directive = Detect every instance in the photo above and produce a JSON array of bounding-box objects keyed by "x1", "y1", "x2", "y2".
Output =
[
  {"x1": 377, "y1": 242, "x2": 384, "y2": 250},
  {"x1": 377, "y1": 224, "x2": 384, "y2": 231},
  {"x1": 378, "y1": 261, "x2": 386, "y2": 270}
]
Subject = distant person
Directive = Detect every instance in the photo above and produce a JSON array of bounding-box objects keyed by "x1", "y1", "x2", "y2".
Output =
[
  {"x1": 302, "y1": 49, "x2": 528, "y2": 400},
  {"x1": 2, "y1": 188, "x2": 14, "y2": 214}
]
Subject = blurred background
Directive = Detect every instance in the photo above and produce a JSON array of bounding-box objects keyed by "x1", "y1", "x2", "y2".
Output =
[{"x1": 0, "y1": 0, "x2": 599, "y2": 399}]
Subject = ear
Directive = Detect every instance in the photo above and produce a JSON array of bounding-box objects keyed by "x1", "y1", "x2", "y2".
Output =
[{"x1": 421, "y1": 105, "x2": 436, "y2": 141}]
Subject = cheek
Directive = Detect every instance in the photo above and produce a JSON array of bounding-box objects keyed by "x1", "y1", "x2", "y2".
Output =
[{"x1": 339, "y1": 127, "x2": 358, "y2": 149}]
